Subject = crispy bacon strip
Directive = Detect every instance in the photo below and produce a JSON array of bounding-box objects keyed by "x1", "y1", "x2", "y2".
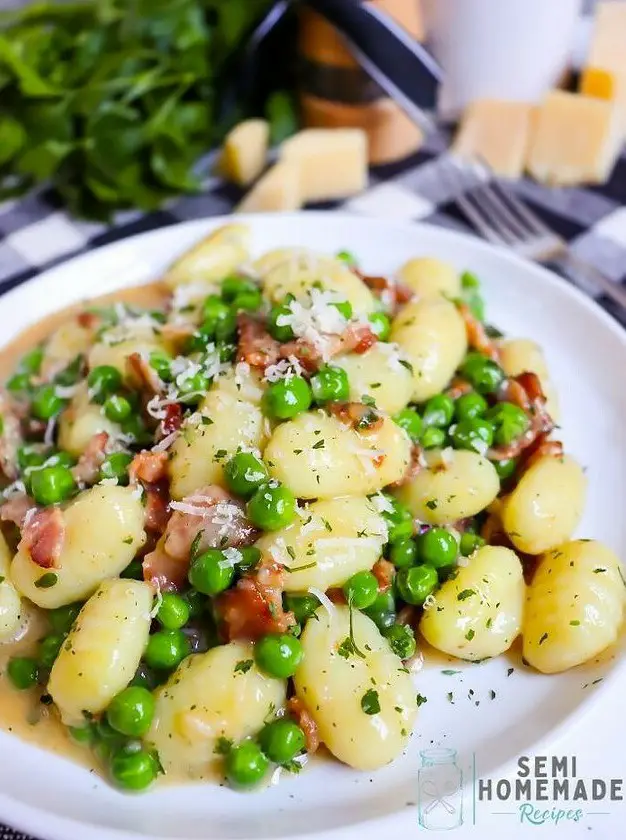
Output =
[
  {"x1": 372, "y1": 558, "x2": 395, "y2": 592},
  {"x1": 277, "y1": 338, "x2": 323, "y2": 374},
  {"x1": 327, "y1": 401, "x2": 384, "y2": 432},
  {"x1": 458, "y1": 302, "x2": 500, "y2": 361},
  {"x1": 445, "y1": 378, "x2": 473, "y2": 400},
  {"x1": 518, "y1": 434, "x2": 564, "y2": 475},
  {"x1": 217, "y1": 559, "x2": 295, "y2": 641},
  {"x1": 76, "y1": 311, "x2": 100, "y2": 330},
  {"x1": 357, "y1": 272, "x2": 413, "y2": 314},
  {"x1": 162, "y1": 403, "x2": 183, "y2": 436},
  {"x1": 237, "y1": 314, "x2": 280, "y2": 369},
  {"x1": 287, "y1": 696, "x2": 320, "y2": 753},
  {"x1": 127, "y1": 352, "x2": 163, "y2": 396},
  {"x1": 144, "y1": 482, "x2": 170, "y2": 534},
  {"x1": 488, "y1": 372, "x2": 555, "y2": 461},
  {"x1": 130, "y1": 451, "x2": 168, "y2": 484},
  {"x1": 19, "y1": 507, "x2": 65, "y2": 569},
  {"x1": 390, "y1": 443, "x2": 424, "y2": 489},
  {"x1": 72, "y1": 431, "x2": 109, "y2": 485},
  {"x1": 0, "y1": 494, "x2": 36, "y2": 528},
  {"x1": 143, "y1": 540, "x2": 187, "y2": 592}
]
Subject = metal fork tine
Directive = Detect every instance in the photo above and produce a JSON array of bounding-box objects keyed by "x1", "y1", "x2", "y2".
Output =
[
  {"x1": 457, "y1": 190, "x2": 518, "y2": 245},
  {"x1": 490, "y1": 179, "x2": 554, "y2": 240},
  {"x1": 472, "y1": 183, "x2": 530, "y2": 242},
  {"x1": 454, "y1": 191, "x2": 505, "y2": 245}
]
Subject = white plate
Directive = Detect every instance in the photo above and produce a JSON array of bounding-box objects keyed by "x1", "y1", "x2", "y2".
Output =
[{"x1": 0, "y1": 212, "x2": 624, "y2": 840}]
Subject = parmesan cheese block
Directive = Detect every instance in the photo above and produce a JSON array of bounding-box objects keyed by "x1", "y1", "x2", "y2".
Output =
[
  {"x1": 236, "y1": 161, "x2": 302, "y2": 213},
  {"x1": 588, "y1": 2, "x2": 626, "y2": 74},
  {"x1": 279, "y1": 129, "x2": 368, "y2": 202},
  {"x1": 580, "y1": 67, "x2": 626, "y2": 139},
  {"x1": 452, "y1": 99, "x2": 534, "y2": 179},
  {"x1": 526, "y1": 91, "x2": 622, "y2": 186},
  {"x1": 221, "y1": 119, "x2": 269, "y2": 187}
]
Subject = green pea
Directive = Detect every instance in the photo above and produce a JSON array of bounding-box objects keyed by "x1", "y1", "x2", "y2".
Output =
[
  {"x1": 263, "y1": 376, "x2": 312, "y2": 419},
  {"x1": 451, "y1": 417, "x2": 494, "y2": 454},
  {"x1": 343, "y1": 570, "x2": 379, "y2": 610},
  {"x1": 215, "y1": 312, "x2": 238, "y2": 342},
  {"x1": 7, "y1": 372, "x2": 32, "y2": 394},
  {"x1": 493, "y1": 457, "x2": 518, "y2": 480},
  {"x1": 99, "y1": 452, "x2": 133, "y2": 484},
  {"x1": 7, "y1": 656, "x2": 38, "y2": 690},
  {"x1": 224, "y1": 452, "x2": 269, "y2": 497},
  {"x1": 310, "y1": 365, "x2": 349, "y2": 403},
  {"x1": 236, "y1": 546, "x2": 262, "y2": 573},
  {"x1": 202, "y1": 294, "x2": 231, "y2": 325},
  {"x1": 31, "y1": 385, "x2": 67, "y2": 421},
  {"x1": 232, "y1": 290, "x2": 262, "y2": 312},
  {"x1": 363, "y1": 590, "x2": 396, "y2": 630},
  {"x1": 393, "y1": 408, "x2": 422, "y2": 442},
  {"x1": 87, "y1": 365, "x2": 123, "y2": 399},
  {"x1": 188, "y1": 549, "x2": 235, "y2": 596},
  {"x1": 461, "y1": 271, "x2": 480, "y2": 290},
  {"x1": 182, "y1": 589, "x2": 206, "y2": 619},
  {"x1": 178, "y1": 372, "x2": 209, "y2": 404},
  {"x1": 268, "y1": 302, "x2": 295, "y2": 342},
  {"x1": 486, "y1": 402, "x2": 530, "y2": 446},
  {"x1": 389, "y1": 537, "x2": 418, "y2": 569},
  {"x1": 218, "y1": 342, "x2": 237, "y2": 364},
  {"x1": 148, "y1": 350, "x2": 173, "y2": 382},
  {"x1": 417, "y1": 527, "x2": 458, "y2": 568},
  {"x1": 107, "y1": 686, "x2": 155, "y2": 737},
  {"x1": 336, "y1": 249, "x2": 357, "y2": 266},
  {"x1": 459, "y1": 532, "x2": 486, "y2": 556},
  {"x1": 421, "y1": 426, "x2": 446, "y2": 449},
  {"x1": 458, "y1": 352, "x2": 505, "y2": 395},
  {"x1": 284, "y1": 593, "x2": 320, "y2": 624},
  {"x1": 221, "y1": 276, "x2": 259, "y2": 302},
  {"x1": 38, "y1": 633, "x2": 65, "y2": 669},
  {"x1": 48, "y1": 602, "x2": 82, "y2": 635},
  {"x1": 380, "y1": 495, "x2": 413, "y2": 542},
  {"x1": 51, "y1": 451, "x2": 75, "y2": 469},
  {"x1": 254, "y1": 633, "x2": 303, "y2": 678},
  {"x1": 383, "y1": 623, "x2": 416, "y2": 660},
  {"x1": 157, "y1": 593, "x2": 191, "y2": 630},
  {"x1": 30, "y1": 465, "x2": 77, "y2": 506},
  {"x1": 110, "y1": 745, "x2": 159, "y2": 791},
  {"x1": 103, "y1": 394, "x2": 132, "y2": 422},
  {"x1": 120, "y1": 415, "x2": 151, "y2": 445},
  {"x1": 17, "y1": 445, "x2": 47, "y2": 471},
  {"x1": 20, "y1": 346, "x2": 44, "y2": 375},
  {"x1": 226, "y1": 740, "x2": 269, "y2": 788},
  {"x1": 396, "y1": 565, "x2": 438, "y2": 606},
  {"x1": 455, "y1": 392, "x2": 488, "y2": 421},
  {"x1": 247, "y1": 482, "x2": 296, "y2": 531},
  {"x1": 368, "y1": 311, "x2": 391, "y2": 341},
  {"x1": 144, "y1": 629, "x2": 191, "y2": 670},
  {"x1": 422, "y1": 394, "x2": 455, "y2": 428},
  {"x1": 259, "y1": 719, "x2": 305, "y2": 764},
  {"x1": 69, "y1": 723, "x2": 96, "y2": 745}
]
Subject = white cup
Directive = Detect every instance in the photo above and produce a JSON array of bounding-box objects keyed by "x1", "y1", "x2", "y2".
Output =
[{"x1": 421, "y1": 0, "x2": 582, "y2": 119}]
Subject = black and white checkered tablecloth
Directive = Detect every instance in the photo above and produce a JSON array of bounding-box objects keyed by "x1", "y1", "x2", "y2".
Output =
[{"x1": 1, "y1": 137, "x2": 626, "y2": 840}]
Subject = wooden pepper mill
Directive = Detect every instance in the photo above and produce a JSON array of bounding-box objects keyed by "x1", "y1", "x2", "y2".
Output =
[{"x1": 298, "y1": 0, "x2": 426, "y2": 165}]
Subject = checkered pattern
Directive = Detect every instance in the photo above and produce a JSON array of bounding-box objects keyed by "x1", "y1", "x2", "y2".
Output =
[{"x1": 1, "y1": 138, "x2": 626, "y2": 840}]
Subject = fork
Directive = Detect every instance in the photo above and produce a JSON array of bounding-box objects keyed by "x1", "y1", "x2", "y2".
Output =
[{"x1": 442, "y1": 155, "x2": 626, "y2": 311}]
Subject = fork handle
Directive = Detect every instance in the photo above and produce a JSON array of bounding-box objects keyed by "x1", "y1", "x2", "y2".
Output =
[{"x1": 548, "y1": 252, "x2": 626, "y2": 312}]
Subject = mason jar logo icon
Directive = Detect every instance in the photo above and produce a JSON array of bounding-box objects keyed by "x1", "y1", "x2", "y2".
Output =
[{"x1": 418, "y1": 748, "x2": 463, "y2": 830}]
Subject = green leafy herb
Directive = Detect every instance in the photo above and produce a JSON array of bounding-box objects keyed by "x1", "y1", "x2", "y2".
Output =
[
  {"x1": 214, "y1": 736, "x2": 233, "y2": 755},
  {"x1": 416, "y1": 693, "x2": 428, "y2": 707},
  {"x1": 457, "y1": 589, "x2": 475, "y2": 601},
  {"x1": 35, "y1": 572, "x2": 58, "y2": 588},
  {"x1": 234, "y1": 659, "x2": 253, "y2": 674},
  {"x1": 360, "y1": 689, "x2": 380, "y2": 715}
]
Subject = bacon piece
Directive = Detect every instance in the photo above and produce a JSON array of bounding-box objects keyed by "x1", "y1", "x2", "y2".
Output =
[
  {"x1": 236, "y1": 314, "x2": 280, "y2": 369},
  {"x1": 77, "y1": 311, "x2": 100, "y2": 330},
  {"x1": 162, "y1": 403, "x2": 183, "y2": 436},
  {"x1": 357, "y1": 272, "x2": 413, "y2": 313},
  {"x1": 445, "y1": 378, "x2": 473, "y2": 400},
  {"x1": 164, "y1": 486, "x2": 257, "y2": 561},
  {"x1": 396, "y1": 605, "x2": 417, "y2": 627},
  {"x1": 277, "y1": 338, "x2": 323, "y2": 374},
  {"x1": 488, "y1": 372, "x2": 554, "y2": 461},
  {"x1": 71, "y1": 431, "x2": 109, "y2": 485},
  {"x1": 144, "y1": 482, "x2": 170, "y2": 534},
  {"x1": 19, "y1": 507, "x2": 65, "y2": 569},
  {"x1": 127, "y1": 352, "x2": 163, "y2": 396},
  {"x1": 217, "y1": 559, "x2": 295, "y2": 641},
  {"x1": 341, "y1": 322, "x2": 378, "y2": 355},
  {"x1": 143, "y1": 540, "x2": 188, "y2": 592},
  {"x1": 327, "y1": 401, "x2": 384, "y2": 432},
  {"x1": 390, "y1": 443, "x2": 424, "y2": 489},
  {"x1": 0, "y1": 493, "x2": 36, "y2": 528},
  {"x1": 0, "y1": 390, "x2": 22, "y2": 481},
  {"x1": 519, "y1": 435, "x2": 564, "y2": 475},
  {"x1": 287, "y1": 696, "x2": 320, "y2": 753},
  {"x1": 129, "y1": 451, "x2": 168, "y2": 484},
  {"x1": 458, "y1": 302, "x2": 500, "y2": 361},
  {"x1": 372, "y1": 558, "x2": 395, "y2": 592}
]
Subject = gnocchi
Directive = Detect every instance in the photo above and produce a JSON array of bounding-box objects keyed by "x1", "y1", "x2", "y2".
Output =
[
  {"x1": 58, "y1": 384, "x2": 121, "y2": 457},
  {"x1": 501, "y1": 454, "x2": 586, "y2": 554},
  {"x1": 397, "y1": 257, "x2": 461, "y2": 300},
  {"x1": 0, "y1": 531, "x2": 24, "y2": 643},
  {"x1": 523, "y1": 540, "x2": 625, "y2": 674},
  {"x1": 333, "y1": 343, "x2": 414, "y2": 414},
  {"x1": 48, "y1": 578, "x2": 153, "y2": 724},
  {"x1": 164, "y1": 223, "x2": 251, "y2": 288},
  {"x1": 294, "y1": 605, "x2": 417, "y2": 770},
  {"x1": 498, "y1": 338, "x2": 559, "y2": 420}
]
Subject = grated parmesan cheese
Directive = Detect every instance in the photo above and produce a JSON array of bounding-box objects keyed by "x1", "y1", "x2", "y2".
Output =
[
  {"x1": 43, "y1": 417, "x2": 57, "y2": 447},
  {"x1": 263, "y1": 356, "x2": 304, "y2": 383},
  {"x1": 275, "y1": 288, "x2": 348, "y2": 361},
  {"x1": 220, "y1": 547, "x2": 243, "y2": 569},
  {"x1": 1, "y1": 480, "x2": 27, "y2": 499},
  {"x1": 151, "y1": 430, "x2": 179, "y2": 453},
  {"x1": 370, "y1": 491, "x2": 394, "y2": 515},
  {"x1": 308, "y1": 586, "x2": 335, "y2": 619}
]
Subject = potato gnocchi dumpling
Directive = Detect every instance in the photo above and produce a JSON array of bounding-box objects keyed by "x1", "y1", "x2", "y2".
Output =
[
  {"x1": 420, "y1": 546, "x2": 525, "y2": 660},
  {"x1": 501, "y1": 454, "x2": 586, "y2": 554},
  {"x1": 0, "y1": 230, "x2": 620, "y2": 797},
  {"x1": 48, "y1": 579, "x2": 153, "y2": 725},
  {"x1": 148, "y1": 641, "x2": 286, "y2": 777},
  {"x1": 391, "y1": 298, "x2": 467, "y2": 401},
  {"x1": 295, "y1": 605, "x2": 417, "y2": 770},
  {"x1": 523, "y1": 540, "x2": 625, "y2": 674},
  {"x1": 11, "y1": 485, "x2": 146, "y2": 608}
]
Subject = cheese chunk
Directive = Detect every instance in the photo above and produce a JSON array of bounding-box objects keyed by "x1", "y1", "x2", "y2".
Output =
[
  {"x1": 236, "y1": 161, "x2": 301, "y2": 213},
  {"x1": 221, "y1": 119, "x2": 269, "y2": 187},
  {"x1": 526, "y1": 91, "x2": 621, "y2": 186},
  {"x1": 280, "y1": 129, "x2": 368, "y2": 202},
  {"x1": 581, "y1": 67, "x2": 626, "y2": 139},
  {"x1": 453, "y1": 99, "x2": 534, "y2": 179},
  {"x1": 588, "y1": 2, "x2": 626, "y2": 74}
]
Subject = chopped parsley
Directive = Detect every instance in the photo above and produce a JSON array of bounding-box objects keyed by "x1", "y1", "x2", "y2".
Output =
[
  {"x1": 416, "y1": 693, "x2": 428, "y2": 707},
  {"x1": 234, "y1": 660, "x2": 253, "y2": 674},
  {"x1": 361, "y1": 689, "x2": 380, "y2": 715},
  {"x1": 35, "y1": 572, "x2": 58, "y2": 589},
  {"x1": 214, "y1": 737, "x2": 233, "y2": 755},
  {"x1": 465, "y1": 629, "x2": 475, "y2": 641},
  {"x1": 457, "y1": 589, "x2": 475, "y2": 601}
]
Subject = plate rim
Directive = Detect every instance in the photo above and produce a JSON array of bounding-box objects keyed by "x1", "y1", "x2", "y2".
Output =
[{"x1": 0, "y1": 210, "x2": 624, "y2": 840}]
